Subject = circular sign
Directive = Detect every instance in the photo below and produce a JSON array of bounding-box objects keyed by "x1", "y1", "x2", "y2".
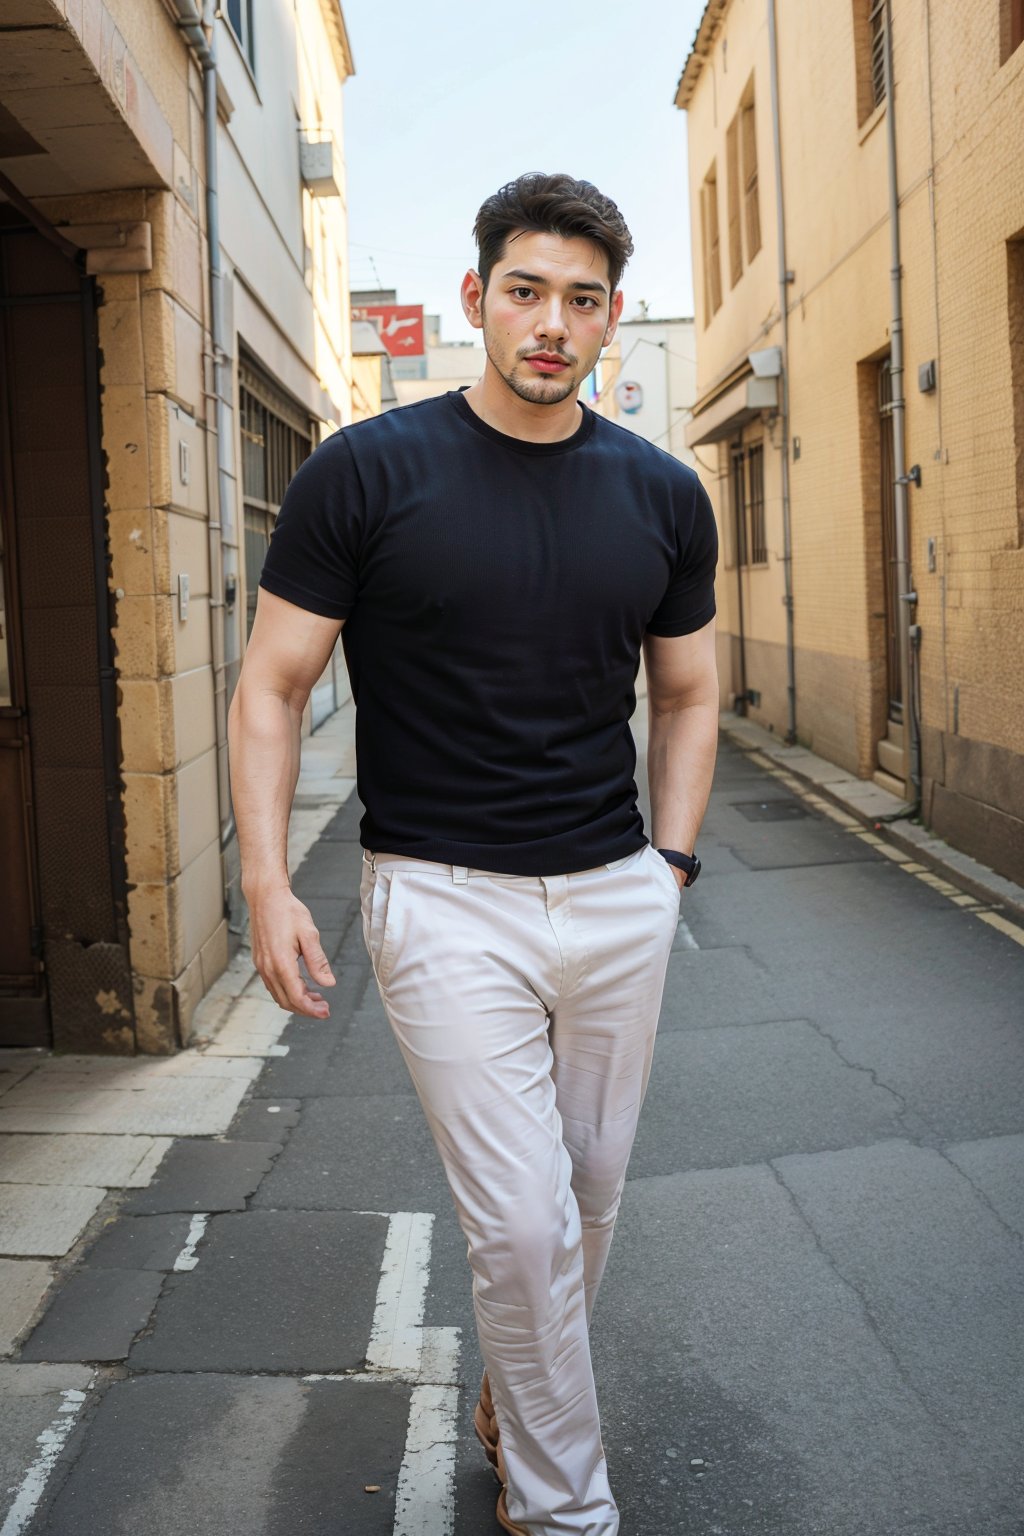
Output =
[{"x1": 615, "y1": 379, "x2": 644, "y2": 414}]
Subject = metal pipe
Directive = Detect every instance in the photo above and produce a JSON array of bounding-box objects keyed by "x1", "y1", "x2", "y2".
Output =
[
  {"x1": 882, "y1": 0, "x2": 921, "y2": 804},
  {"x1": 767, "y1": 0, "x2": 797, "y2": 745},
  {"x1": 170, "y1": 0, "x2": 235, "y2": 853}
]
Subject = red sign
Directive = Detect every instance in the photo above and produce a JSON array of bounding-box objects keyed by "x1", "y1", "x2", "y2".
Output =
[{"x1": 352, "y1": 303, "x2": 424, "y2": 358}]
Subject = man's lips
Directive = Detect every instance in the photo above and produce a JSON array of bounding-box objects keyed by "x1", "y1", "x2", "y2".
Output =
[{"x1": 524, "y1": 354, "x2": 571, "y2": 374}]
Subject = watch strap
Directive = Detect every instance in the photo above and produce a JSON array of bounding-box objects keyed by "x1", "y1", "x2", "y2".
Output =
[{"x1": 656, "y1": 847, "x2": 701, "y2": 886}]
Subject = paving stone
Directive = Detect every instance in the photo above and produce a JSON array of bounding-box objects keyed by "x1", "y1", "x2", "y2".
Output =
[
  {"x1": 944, "y1": 1133, "x2": 1024, "y2": 1237},
  {"x1": 129, "y1": 1209, "x2": 388, "y2": 1372},
  {"x1": 18, "y1": 1266, "x2": 165, "y2": 1362},
  {"x1": 226, "y1": 1097, "x2": 302, "y2": 1139},
  {"x1": 0, "y1": 1068, "x2": 258, "y2": 1136},
  {"x1": 120, "y1": 1138, "x2": 283, "y2": 1214},
  {"x1": 0, "y1": 1133, "x2": 171, "y2": 1188},
  {"x1": 0, "y1": 1259, "x2": 52, "y2": 1355},
  {"x1": 0, "y1": 1363, "x2": 95, "y2": 1528},
  {"x1": 80, "y1": 1214, "x2": 194, "y2": 1270},
  {"x1": 598, "y1": 1165, "x2": 1014, "y2": 1536},
  {"x1": 774, "y1": 1139, "x2": 1024, "y2": 1466},
  {"x1": 630, "y1": 1018, "x2": 904, "y2": 1176},
  {"x1": 0, "y1": 1061, "x2": 40, "y2": 1098},
  {"x1": 0, "y1": 1184, "x2": 105, "y2": 1258},
  {"x1": 36, "y1": 1371, "x2": 411, "y2": 1536},
  {"x1": 252, "y1": 1094, "x2": 449, "y2": 1213}
]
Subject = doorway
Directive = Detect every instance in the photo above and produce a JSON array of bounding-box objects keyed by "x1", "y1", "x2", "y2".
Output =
[{"x1": 0, "y1": 211, "x2": 134, "y2": 1049}]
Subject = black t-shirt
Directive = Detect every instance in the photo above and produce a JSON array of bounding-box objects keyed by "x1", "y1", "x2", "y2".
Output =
[{"x1": 258, "y1": 388, "x2": 718, "y2": 874}]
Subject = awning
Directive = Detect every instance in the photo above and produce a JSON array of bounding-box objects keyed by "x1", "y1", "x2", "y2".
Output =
[{"x1": 684, "y1": 373, "x2": 778, "y2": 448}]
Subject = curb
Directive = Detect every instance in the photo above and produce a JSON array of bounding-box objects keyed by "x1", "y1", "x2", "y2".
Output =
[{"x1": 719, "y1": 714, "x2": 1024, "y2": 929}]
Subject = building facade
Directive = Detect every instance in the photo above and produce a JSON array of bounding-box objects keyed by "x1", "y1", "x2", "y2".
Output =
[
  {"x1": 677, "y1": 0, "x2": 1024, "y2": 883},
  {"x1": 587, "y1": 315, "x2": 698, "y2": 467},
  {"x1": 0, "y1": 0, "x2": 355, "y2": 1054}
]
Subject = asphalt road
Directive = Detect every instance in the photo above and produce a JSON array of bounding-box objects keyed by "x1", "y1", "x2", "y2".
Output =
[{"x1": 8, "y1": 730, "x2": 1024, "y2": 1535}]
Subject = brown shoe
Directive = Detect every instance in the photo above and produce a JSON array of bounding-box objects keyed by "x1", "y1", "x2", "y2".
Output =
[
  {"x1": 474, "y1": 1370, "x2": 501, "y2": 1477},
  {"x1": 495, "y1": 1486, "x2": 530, "y2": 1535}
]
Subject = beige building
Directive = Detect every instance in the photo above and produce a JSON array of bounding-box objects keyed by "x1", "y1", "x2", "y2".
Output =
[
  {"x1": 676, "y1": 0, "x2": 1024, "y2": 883},
  {"x1": 587, "y1": 315, "x2": 698, "y2": 466},
  {"x1": 0, "y1": 0, "x2": 355, "y2": 1054}
]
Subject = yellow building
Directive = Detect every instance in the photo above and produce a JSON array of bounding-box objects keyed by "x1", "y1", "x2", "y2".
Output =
[
  {"x1": 0, "y1": 0, "x2": 355, "y2": 1053},
  {"x1": 676, "y1": 0, "x2": 1024, "y2": 883}
]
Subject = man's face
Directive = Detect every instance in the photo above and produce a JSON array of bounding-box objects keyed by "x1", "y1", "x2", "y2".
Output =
[{"x1": 462, "y1": 229, "x2": 623, "y2": 406}]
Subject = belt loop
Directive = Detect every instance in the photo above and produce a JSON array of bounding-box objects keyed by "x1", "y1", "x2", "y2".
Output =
[
  {"x1": 452, "y1": 865, "x2": 469, "y2": 885},
  {"x1": 363, "y1": 850, "x2": 376, "y2": 874}
]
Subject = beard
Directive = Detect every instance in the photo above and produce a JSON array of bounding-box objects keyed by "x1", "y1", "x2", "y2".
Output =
[
  {"x1": 480, "y1": 305, "x2": 586, "y2": 406},
  {"x1": 500, "y1": 363, "x2": 578, "y2": 406}
]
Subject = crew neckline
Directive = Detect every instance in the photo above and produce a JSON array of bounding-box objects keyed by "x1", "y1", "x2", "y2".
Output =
[{"x1": 447, "y1": 386, "x2": 596, "y2": 456}]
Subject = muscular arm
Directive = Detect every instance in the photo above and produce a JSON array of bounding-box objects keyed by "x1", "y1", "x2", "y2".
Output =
[
  {"x1": 227, "y1": 587, "x2": 345, "y2": 1015},
  {"x1": 643, "y1": 617, "x2": 719, "y2": 885}
]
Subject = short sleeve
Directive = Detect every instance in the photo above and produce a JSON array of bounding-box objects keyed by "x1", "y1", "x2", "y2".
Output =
[
  {"x1": 645, "y1": 471, "x2": 719, "y2": 637},
  {"x1": 257, "y1": 430, "x2": 366, "y2": 619}
]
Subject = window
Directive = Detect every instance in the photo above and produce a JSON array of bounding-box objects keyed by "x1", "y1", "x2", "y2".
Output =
[
  {"x1": 726, "y1": 80, "x2": 761, "y2": 289},
  {"x1": 747, "y1": 443, "x2": 767, "y2": 564},
  {"x1": 239, "y1": 355, "x2": 313, "y2": 638},
  {"x1": 729, "y1": 442, "x2": 767, "y2": 568},
  {"x1": 226, "y1": 0, "x2": 255, "y2": 72},
  {"x1": 730, "y1": 446, "x2": 748, "y2": 568},
  {"x1": 741, "y1": 96, "x2": 761, "y2": 261},
  {"x1": 700, "y1": 164, "x2": 723, "y2": 326},
  {"x1": 1001, "y1": 0, "x2": 1024, "y2": 62},
  {"x1": 853, "y1": 0, "x2": 887, "y2": 126},
  {"x1": 726, "y1": 119, "x2": 743, "y2": 289}
]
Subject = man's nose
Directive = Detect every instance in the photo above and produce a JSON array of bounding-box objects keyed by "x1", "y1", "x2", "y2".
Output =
[{"x1": 535, "y1": 299, "x2": 568, "y2": 341}]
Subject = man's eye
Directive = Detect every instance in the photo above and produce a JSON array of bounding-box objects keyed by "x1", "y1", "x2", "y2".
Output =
[
  {"x1": 512, "y1": 287, "x2": 535, "y2": 300},
  {"x1": 573, "y1": 297, "x2": 598, "y2": 309}
]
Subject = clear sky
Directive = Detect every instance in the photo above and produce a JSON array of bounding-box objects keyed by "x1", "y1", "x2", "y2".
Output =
[{"x1": 340, "y1": 0, "x2": 708, "y2": 343}]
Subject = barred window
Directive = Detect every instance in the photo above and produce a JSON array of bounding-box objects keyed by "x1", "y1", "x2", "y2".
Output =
[
  {"x1": 730, "y1": 445, "x2": 748, "y2": 569},
  {"x1": 747, "y1": 443, "x2": 767, "y2": 565},
  {"x1": 239, "y1": 354, "x2": 314, "y2": 638}
]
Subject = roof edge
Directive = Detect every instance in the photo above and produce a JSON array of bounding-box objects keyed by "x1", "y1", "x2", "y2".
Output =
[
  {"x1": 318, "y1": 0, "x2": 356, "y2": 79},
  {"x1": 673, "y1": 0, "x2": 731, "y2": 111}
]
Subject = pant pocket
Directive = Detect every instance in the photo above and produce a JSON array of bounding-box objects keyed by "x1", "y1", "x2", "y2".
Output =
[{"x1": 365, "y1": 870, "x2": 403, "y2": 991}]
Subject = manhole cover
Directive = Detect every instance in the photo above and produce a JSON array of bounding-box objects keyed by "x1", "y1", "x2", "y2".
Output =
[{"x1": 733, "y1": 799, "x2": 809, "y2": 822}]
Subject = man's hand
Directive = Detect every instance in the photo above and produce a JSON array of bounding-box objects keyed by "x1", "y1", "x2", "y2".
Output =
[{"x1": 247, "y1": 885, "x2": 336, "y2": 1018}]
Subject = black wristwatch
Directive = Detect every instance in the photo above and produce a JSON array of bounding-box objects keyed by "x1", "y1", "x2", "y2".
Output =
[{"x1": 657, "y1": 848, "x2": 701, "y2": 887}]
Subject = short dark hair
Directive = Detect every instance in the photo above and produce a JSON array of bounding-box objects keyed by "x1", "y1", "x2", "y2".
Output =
[{"x1": 472, "y1": 172, "x2": 634, "y2": 295}]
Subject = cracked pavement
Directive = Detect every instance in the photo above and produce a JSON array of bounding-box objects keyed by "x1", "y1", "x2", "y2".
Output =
[{"x1": 2, "y1": 729, "x2": 1023, "y2": 1534}]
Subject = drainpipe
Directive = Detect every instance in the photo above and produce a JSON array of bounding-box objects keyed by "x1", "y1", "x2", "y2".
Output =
[
  {"x1": 881, "y1": 0, "x2": 921, "y2": 805},
  {"x1": 767, "y1": 0, "x2": 797, "y2": 745},
  {"x1": 170, "y1": 0, "x2": 235, "y2": 852}
]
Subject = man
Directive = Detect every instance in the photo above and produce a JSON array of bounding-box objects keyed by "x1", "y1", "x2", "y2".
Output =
[{"x1": 228, "y1": 172, "x2": 719, "y2": 1536}]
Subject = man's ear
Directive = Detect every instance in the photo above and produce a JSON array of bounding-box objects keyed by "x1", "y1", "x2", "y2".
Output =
[
  {"x1": 603, "y1": 288, "x2": 625, "y2": 348},
  {"x1": 461, "y1": 269, "x2": 485, "y2": 330}
]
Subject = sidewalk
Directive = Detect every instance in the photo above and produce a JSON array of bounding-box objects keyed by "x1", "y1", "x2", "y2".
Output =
[
  {"x1": 0, "y1": 705, "x2": 356, "y2": 1364},
  {"x1": 719, "y1": 710, "x2": 1024, "y2": 933}
]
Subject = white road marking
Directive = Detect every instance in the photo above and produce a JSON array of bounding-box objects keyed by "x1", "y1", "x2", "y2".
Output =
[
  {"x1": 304, "y1": 1212, "x2": 462, "y2": 1535},
  {"x1": 393, "y1": 1383, "x2": 460, "y2": 1536},
  {"x1": 1, "y1": 1383, "x2": 92, "y2": 1536},
  {"x1": 172, "y1": 1213, "x2": 209, "y2": 1271},
  {"x1": 677, "y1": 917, "x2": 700, "y2": 950},
  {"x1": 366, "y1": 1212, "x2": 434, "y2": 1376}
]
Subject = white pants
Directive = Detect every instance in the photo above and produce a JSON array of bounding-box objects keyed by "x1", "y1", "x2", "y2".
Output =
[{"x1": 359, "y1": 842, "x2": 681, "y2": 1536}]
